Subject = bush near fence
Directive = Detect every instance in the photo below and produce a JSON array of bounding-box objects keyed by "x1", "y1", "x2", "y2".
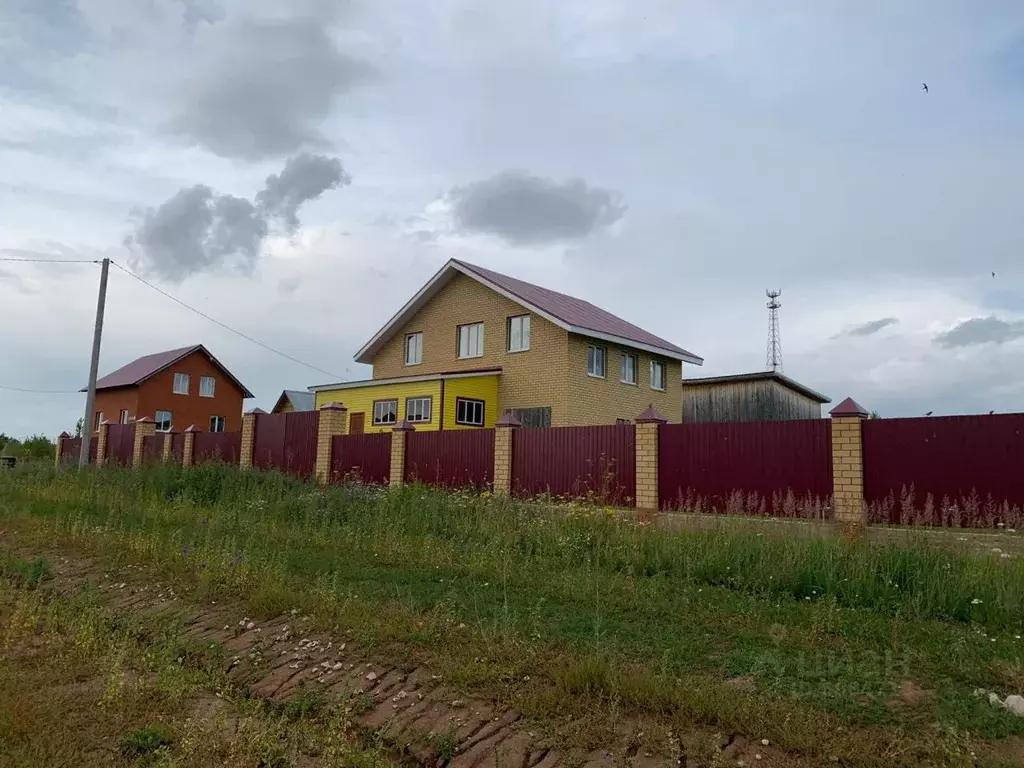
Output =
[{"x1": 54, "y1": 403, "x2": 1024, "y2": 530}]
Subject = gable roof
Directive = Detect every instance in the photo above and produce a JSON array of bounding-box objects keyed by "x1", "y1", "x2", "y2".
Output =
[
  {"x1": 354, "y1": 259, "x2": 704, "y2": 366},
  {"x1": 682, "y1": 370, "x2": 830, "y2": 404},
  {"x1": 83, "y1": 344, "x2": 254, "y2": 398},
  {"x1": 272, "y1": 389, "x2": 316, "y2": 412}
]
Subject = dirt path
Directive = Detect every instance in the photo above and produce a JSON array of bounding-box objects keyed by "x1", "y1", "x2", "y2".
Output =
[{"x1": 6, "y1": 544, "x2": 796, "y2": 768}]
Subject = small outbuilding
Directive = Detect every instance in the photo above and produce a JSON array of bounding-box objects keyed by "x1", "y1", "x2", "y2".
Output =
[
  {"x1": 271, "y1": 389, "x2": 316, "y2": 414},
  {"x1": 682, "y1": 371, "x2": 830, "y2": 423}
]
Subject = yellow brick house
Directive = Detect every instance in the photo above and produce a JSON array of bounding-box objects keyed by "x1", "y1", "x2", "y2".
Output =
[{"x1": 308, "y1": 260, "x2": 703, "y2": 432}]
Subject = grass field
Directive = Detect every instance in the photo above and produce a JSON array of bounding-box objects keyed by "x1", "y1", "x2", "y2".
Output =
[{"x1": 2, "y1": 463, "x2": 1024, "y2": 766}]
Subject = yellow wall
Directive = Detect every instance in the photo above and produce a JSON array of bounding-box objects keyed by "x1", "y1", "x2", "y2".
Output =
[
  {"x1": 443, "y1": 375, "x2": 500, "y2": 430},
  {"x1": 371, "y1": 274, "x2": 572, "y2": 426},
  {"x1": 314, "y1": 380, "x2": 443, "y2": 433}
]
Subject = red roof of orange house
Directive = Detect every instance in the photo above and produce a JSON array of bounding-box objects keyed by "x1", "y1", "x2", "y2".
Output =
[{"x1": 82, "y1": 344, "x2": 254, "y2": 397}]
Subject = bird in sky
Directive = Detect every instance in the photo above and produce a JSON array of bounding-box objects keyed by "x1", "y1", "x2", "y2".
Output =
[
  {"x1": 925, "y1": 411, "x2": 933, "y2": 416},
  {"x1": 992, "y1": 271, "x2": 996, "y2": 277},
  {"x1": 922, "y1": 83, "x2": 929, "y2": 93},
  {"x1": 989, "y1": 410, "x2": 995, "y2": 415}
]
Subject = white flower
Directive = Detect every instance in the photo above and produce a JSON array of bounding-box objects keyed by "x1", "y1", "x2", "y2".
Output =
[{"x1": 971, "y1": 598, "x2": 983, "y2": 605}]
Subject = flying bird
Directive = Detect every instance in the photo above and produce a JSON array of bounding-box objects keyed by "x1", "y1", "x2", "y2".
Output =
[
  {"x1": 924, "y1": 411, "x2": 933, "y2": 416},
  {"x1": 992, "y1": 271, "x2": 996, "y2": 278},
  {"x1": 989, "y1": 410, "x2": 995, "y2": 415},
  {"x1": 921, "y1": 83, "x2": 929, "y2": 93}
]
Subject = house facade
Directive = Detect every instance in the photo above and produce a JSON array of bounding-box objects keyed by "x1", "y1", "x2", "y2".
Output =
[
  {"x1": 310, "y1": 260, "x2": 702, "y2": 432},
  {"x1": 85, "y1": 345, "x2": 253, "y2": 433}
]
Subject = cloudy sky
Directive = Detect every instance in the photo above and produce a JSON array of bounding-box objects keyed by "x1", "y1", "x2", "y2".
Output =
[{"x1": 4, "y1": 0, "x2": 1024, "y2": 438}]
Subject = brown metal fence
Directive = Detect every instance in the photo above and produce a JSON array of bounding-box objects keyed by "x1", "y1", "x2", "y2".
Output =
[
  {"x1": 330, "y1": 433, "x2": 391, "y2": 485},
  {"x1": 106, "y1": 424, "x2": 135, "y2": 467},
  {"x1": 405, "y1": 429, "x2": 494, "y2": 489},
  {"x1": 60, "y1": 438, "x2": 82, "y2": 465},
  {"x1": 194, "y1": 431, "x2": 242, "y2": 465},
  {"x1": 141, "y1": 435, "x2": 162, "y2": 464},
  {"x1": 252, "y1": 411, "x2": 319, "y2": 479}
]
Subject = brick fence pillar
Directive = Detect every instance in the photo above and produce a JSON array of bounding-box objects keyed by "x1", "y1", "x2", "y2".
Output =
[
  {"x1": 132, "y1": 417, "x2": 156, "y2": 468},
  {"x1": 55, "y1": 431, "x2": 71, "y2": 469},
  {"x1": 240, "y1": 410, "x2": 259, "y2": 469},
  {"x1": 183, "y1": 425, "x2": 197, "y2": 468},
  {"x1": 493, "y1": 412, "x2": 521, "y2": 494},
  {"x1": 389, "y1": 420, "x2": 415, "y2": 487},
  {"x1": 830, "y1": 397, "x2": 869, "y2": 538},
  {"x1": 162, "y1": 429, "x2": 178, "y2": 464},
  {"x1": 95, "y1": 421, "x2": 110, "y2": 467},
  {"x1": 635, "y1": 405, "x2": 667, "y2": 512},
  {"x1": 315, "y1": 402, "x2": 348, "y2": 484}
]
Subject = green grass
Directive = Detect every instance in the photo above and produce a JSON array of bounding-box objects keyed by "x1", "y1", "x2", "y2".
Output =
[{"x1": 2, "y1": 463, "x2": 1024, "y2": 766}]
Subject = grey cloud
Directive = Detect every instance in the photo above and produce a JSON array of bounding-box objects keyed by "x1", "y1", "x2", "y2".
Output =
[
  {"x1": 447, "y1": 171, "x2": 626, "y2": 246},
  {"x1": 167, "y1": 16, "x2": 371, "y2": 159},
  {"x1": 934, "y1": 316, "x2": 1024, "y2": 348},
  {"x1": 126, "y1": 154, "x2": 347, "y2": 282},
  {"x1": 846, "y1": 317, "x2": 899, "y2": 337},
  {"x1": 256, "y1": 153, "x2": 350, "y2": 232}
]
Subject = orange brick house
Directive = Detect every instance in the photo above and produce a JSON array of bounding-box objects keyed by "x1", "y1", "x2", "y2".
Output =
[{"x1": 83, "y1": 345, "x2": 253, "y2": 434}]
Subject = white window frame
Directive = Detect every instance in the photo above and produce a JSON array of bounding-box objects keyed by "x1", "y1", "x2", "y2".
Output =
[
  {"x1": 199, "y1": 376, "x2": 216, "y2": 398},
  {"x1": 405, "y1": 396, "x2": 432, "y2": 423},
  {"x1": 373, "y1": 399, "x2": 398, "y2": 426},
  {"x1": 119, "y1": 409, "x2": 130, "y2": 424},
  {"x1": 95, "y1": 412, "x2": 104, "y2": 430},
  {"x1": 404, "y1": 332, "x2": 423, "y2": 366},
  {"x1": 620, "y1": 353, "x2": 637, "y2": 385},
  {"x1": 507, "y1": 315, "x2": 530, "y2": 353},
  {"x1": 155, "y1": 410, "x2": 172, "y2": 432},
  {"x1": 457, "y1": 323, "x2": 485, "y2": 359},
  {"x1": 209, "y1": 416, "x2": 225, "y2": 433},
  {"x1": 587, "y1": 345, "x2": 606, "y2": 378},
  {"x1": 173, "y1": 372, "x2": 190, "y2": 395},
  {"x1": 455, "y1": 397, "x2": 485, "y2": 427},
  {"x1": 650, "y1": 359, "x2": 666, "y2": 391}
]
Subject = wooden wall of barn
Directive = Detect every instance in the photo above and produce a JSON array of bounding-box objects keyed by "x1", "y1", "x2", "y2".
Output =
[{"x1": 683, "y1": 380, "x2": 823, "y2": 423}]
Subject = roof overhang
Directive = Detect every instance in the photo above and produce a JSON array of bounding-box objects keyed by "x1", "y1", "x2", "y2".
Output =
[
  {"x1": 354, "y1": 259, "x2": 704, "y2": 366},
  {"x1": 683, "y1": 370, "x2": 830, "y2": 404},
  {"x1": 308, "y1": 367, "x2": 502, "y2": 393}
]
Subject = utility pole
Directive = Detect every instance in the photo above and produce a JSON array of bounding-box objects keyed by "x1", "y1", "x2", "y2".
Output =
[{"x1": 80, "y1": 257, "x2": 110, "y2": 468}]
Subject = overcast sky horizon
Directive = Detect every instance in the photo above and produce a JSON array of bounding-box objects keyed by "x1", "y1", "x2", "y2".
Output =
[{"x1": 4, "y1": 0, "x2": 1024, "y2": 438}]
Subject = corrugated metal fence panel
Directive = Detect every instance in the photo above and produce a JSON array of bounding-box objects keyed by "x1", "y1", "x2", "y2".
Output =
[
  {"x1": 512, "y1": 425, "x2": 635, "y2": 505},
  {"x1": 89, "y1": 439, "x2": 98, "y2": 464},
  {"x1": 863, "y1": 415, "x2": 1024, "y2": 528},
  {"x1": 170, "y1": 433, "x2": 184, "y2": 463},
  {"x1": 60, "y1": 438, "x2": 82, "y2": 465},
  {"x1": 193, "y1": 432, "x2": 242, "y2": 465},
  {"x1": 404, "y1": 429, "x2": 494, "y2": 489},
  {"x1": 658, "y1": 420, "x2": 833, "y2": 517},
  {"x1": 106, "y1": 424, "x2": 135, "y2": 467},
  {"x1": 330, "y1": 433, "x2": 392, "y2": 485},
  {"x1": 253, "y1": 411, "x2": 319, "y2": 478},
  {"x1": 141, "y1": 435, "x2": 162, "y2": 464}
]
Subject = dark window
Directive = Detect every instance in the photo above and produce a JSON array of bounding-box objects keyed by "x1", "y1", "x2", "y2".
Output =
[
  {"x1": 455, "y1": 398, "x2": 485, "y2": 427},
  {"x1": 509, "y1": 407, "x2": 552, "y2": 429},
  {"x1": 373, "y1": 399, "x2": 398, "y2": 426},
  {"x1": 615, "y1": 418, "x2": 631, "y2": 425},
  {"x1": 210, "y1": 416, "x2": 225, "y2": 432},
  {"x1": 155, "y1": 411, "x2": 172, "y2": 432},
  {"x1": 119, "y1": 409, "x2": 129, "y2": 424}
]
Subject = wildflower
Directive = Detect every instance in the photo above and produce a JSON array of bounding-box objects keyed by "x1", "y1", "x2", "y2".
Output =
[
  {"x1": 971, "y1": 598, "x2": 983, "y2": 605},
  {"x1": 182, "y1": 547, "x2": 190, "y2": 557}
]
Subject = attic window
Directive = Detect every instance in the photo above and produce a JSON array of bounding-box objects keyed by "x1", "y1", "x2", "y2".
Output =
[
  {"x1": 173, "y1": 372, "x2": 190, "y2": 395},
  {"x1": 457, "y1": 323, "x2": 484, "y2": 359}
]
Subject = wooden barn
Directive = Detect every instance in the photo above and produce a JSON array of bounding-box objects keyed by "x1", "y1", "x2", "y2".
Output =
[{"x1": 682, "y1": 371, "x2": 830, "y2": 423}]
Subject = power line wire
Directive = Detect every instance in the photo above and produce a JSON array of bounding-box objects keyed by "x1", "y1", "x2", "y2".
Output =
[
  {"x1": 110, "y1": 261, "x2": 344, "y2": 380},
  {"x1": 0, "y1": 257, "x2": 99, "y2": 264},
  {"x1": 0, "y1": 384, "x2": 80, "y2": 394}
]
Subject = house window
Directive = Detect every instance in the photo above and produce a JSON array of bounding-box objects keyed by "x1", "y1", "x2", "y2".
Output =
[
  {"x1": 455, "y1": 398, "x2": 485, "y2": 427},
  {"x1": 155, "y1": 411, "x2": 172, "y2": 432},
  {"x1": 404, "y1": 332, "x2": 423, "y2": 365},
  {"x1": 94, "y1": 411, "x2": 104, "y2": 430},
  {"x1": 509, "y1": 407, "x2": 551, "y2": 429},
  {"x1": 173, "y1": 372, "x2": 190, "y2": 395},
  {"x1": 405, "y1": 396, "x2": 432, "y2": 423},
  {"x1": 199, "y1": 376, "x2": 216, "y2": 398},
  {"x1": 650, "y1": 360, "x2": 666, "y2": 391},
  {"x1": 457, "y1": 323, "x2": 484, "y2": 359},
  {"x1": 210, "y1": 416, "x2": 225, "y2": 432},
  {"x1": 507, "y1": 315, "x2": 530, "y2": 352},
  {"x1": 620, "y1": 353, "x2": 637, "y2": 385},
  {"x1": 119, "y1": 409, "x2": 130, "y2": 424},
  {"x1": 616, "y1": 418, "x2": 631, "y2": 425},
  {"x1": 373, "y1": 399, "x2": 398, "y2": 426},
  {"x1": 587, "y1": 345, "x2": 606, "y2": 378}
]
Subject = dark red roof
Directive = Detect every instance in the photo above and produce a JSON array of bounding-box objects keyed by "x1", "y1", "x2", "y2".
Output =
[
  {"x1": 830, "y1": 397, "x2": 869, "y2": 418},
  {"x1": 454, "y1": 260, "x2": 702, "y2": 363},
  {"x1": 84, "y1": 344, "x2": 254, "y2": 398}
]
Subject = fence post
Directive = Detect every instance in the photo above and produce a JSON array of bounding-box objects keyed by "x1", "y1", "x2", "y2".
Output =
[
  {"x1": 493, "y1": 412, "x2": 520, "y2": 494},
  {"x1": 829, "y1": 397, "x2": 869, "y2": 538},
  {"x1": 132, "y1": 418, "x2": 156, "y2": 468},
  {"x1": 389, "y1": 420, "x2": 415, "y2": 486},
  {"x1": 95, "y1": 420, "x2": 110, "y2": 467},
  {"x1": 183, "y1": 425, "x2": 197, "y2": 467},
  {"x1": 634, "y1": 406, "x2": 667, "y2": 513},
  {"x1": 163, "y1": 429, "x2": 177, "y2": 464},
  {"x1": 240, "y1": 410, "x2": 258, "y2": 469},
  {"x1": 315, "y1": 402, "x2": 348, "y2": 484},
  {"x1": 55, "y1": 431, "x2": 70, "y2": 469}
]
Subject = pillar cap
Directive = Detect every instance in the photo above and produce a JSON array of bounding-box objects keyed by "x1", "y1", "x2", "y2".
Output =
[
  {"x1": 320, "y1": 402, "x2": 347, "y2": 411},
  {"x1": 58, "y1": 431, "x2": 71, "y2": 439},
  {"x1": 392, "y1": 420, "x2": 416, "y2": 432},
  {"x1": 167, "y1": 427, "x2": 181, "y2": 434},
  {"x1": 184, "y1": 424, "x2": 200, "y2": 433},
  {"x1": 635, "y1": 405, "x2": 668, "y2": 424},
  {"x1": 135, "y1": 416, "x2": 154, "y2": 424},
  {"x1": 830, "y1": 397, "x2": 869, "y2": 418},
  {"x1": 496, "y1": 412, "x2": 521, "y2": 427},
  {"x1": 99, "y1": 419, "x2": 112, "y2": 426}
]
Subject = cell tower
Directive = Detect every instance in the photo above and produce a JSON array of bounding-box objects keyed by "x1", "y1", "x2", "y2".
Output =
[{"x1": 766, "y1": 289, "x2": 782, "y2": 372}]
